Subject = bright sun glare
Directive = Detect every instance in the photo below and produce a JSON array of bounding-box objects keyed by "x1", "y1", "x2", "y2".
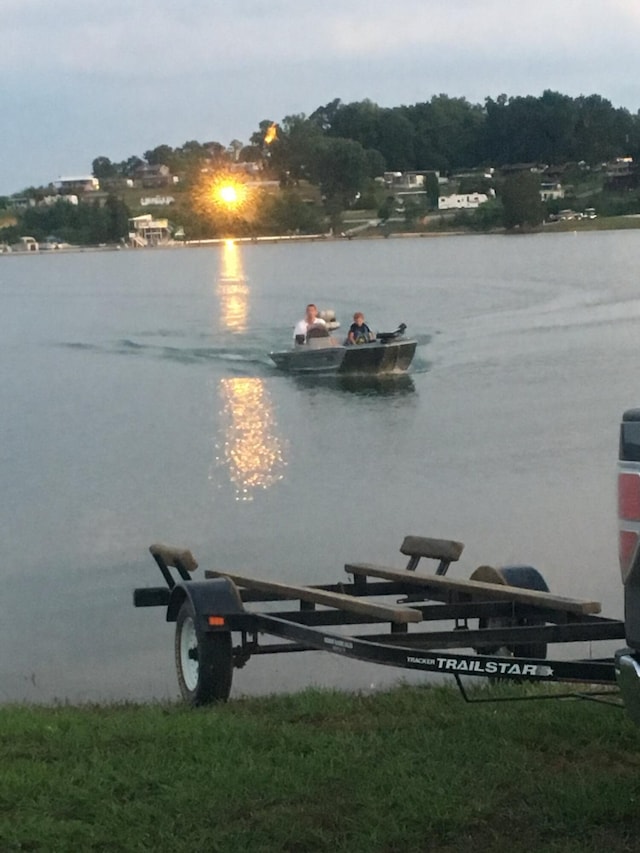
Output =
[
  {"x1": 219, "y1": 185, "x2": 238, "y2": 205},
  {"x1": 194, "y1": 174, "x2": 252, "y2": 223}
]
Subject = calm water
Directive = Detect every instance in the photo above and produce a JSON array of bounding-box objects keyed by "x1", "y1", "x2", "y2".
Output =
[{"x1": 2, "y1": 231, "x2": 640, "y2": 703}]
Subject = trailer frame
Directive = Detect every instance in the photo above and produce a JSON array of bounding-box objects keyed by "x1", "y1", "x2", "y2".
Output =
[{"x1": 134, "y1": 537, "x2": 627, "y2": 706}]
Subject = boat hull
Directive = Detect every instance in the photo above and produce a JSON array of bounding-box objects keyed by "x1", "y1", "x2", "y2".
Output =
[{"x1": 270, "y1": 339, "x2": 417, "y2": 375}]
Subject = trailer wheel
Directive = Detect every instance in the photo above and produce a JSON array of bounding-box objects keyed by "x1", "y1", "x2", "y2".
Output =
[
  {"x1": 471, "y1": 564, "x2": 549, "y2": 667},
  {"x1": 175, "y1": 600, "x2": 233, "y2": 705}
]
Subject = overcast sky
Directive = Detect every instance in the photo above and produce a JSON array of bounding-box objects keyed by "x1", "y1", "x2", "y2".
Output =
[{"x1": 3, "y1": 0, "x2": 640, "y2": 194}]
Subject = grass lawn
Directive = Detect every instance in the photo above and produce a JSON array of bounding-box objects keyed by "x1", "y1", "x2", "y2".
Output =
[{"x1": 1, "y1": 684, "x2": 639, "y2": 852}]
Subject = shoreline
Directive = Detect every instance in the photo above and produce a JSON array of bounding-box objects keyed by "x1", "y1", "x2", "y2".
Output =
[{"x1": 3, "y1": 216, "x2": 640, "y2": 256}]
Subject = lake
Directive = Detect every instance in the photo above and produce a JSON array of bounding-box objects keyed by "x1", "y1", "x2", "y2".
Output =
[{"x1": 1, "y1": 230, "x2": 639, "y2": 703}]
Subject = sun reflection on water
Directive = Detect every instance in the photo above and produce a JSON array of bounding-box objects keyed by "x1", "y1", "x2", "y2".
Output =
[
  {"x1": 217, "y1": 239, "x2": 249, "y2": 333},
  {"x1": 215, "y1": 377, "x2": 286, "y2": 501}
]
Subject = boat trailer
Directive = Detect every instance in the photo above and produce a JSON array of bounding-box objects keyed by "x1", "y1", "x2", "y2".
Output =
[{"x1": 133, "y1": 534, "x2": 629, "y2": 711}]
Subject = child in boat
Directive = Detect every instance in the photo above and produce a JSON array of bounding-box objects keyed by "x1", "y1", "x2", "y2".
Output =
[{"x1": 347, "y1": 312, "x2": 372, "y2": 345}]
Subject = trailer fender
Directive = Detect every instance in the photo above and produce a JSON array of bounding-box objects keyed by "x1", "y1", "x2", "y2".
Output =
[
  {"x1": 166, "y1": 578, "x2": 244, "y2": 629},
  {"x1": 471, "y1": 564, "x2": 549, "y2": 661}
]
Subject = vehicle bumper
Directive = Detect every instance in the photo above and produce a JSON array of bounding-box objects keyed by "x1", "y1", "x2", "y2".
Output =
[{"x1": 615, "y1": 648, "x2": 640, "y2": 725}]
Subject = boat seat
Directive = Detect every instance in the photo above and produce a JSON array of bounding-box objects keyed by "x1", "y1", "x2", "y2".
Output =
[
  {"x1": 306, "y1": 324, "x2": 330, "y2": 339},
  {"x1": 400, "y1": 535, "x2": 464, "y2": 574}
]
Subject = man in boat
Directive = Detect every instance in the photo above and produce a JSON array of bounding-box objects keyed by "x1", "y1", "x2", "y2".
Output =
[{"x1": 293, "y1": 303, "x2": 326, "y2": 343}]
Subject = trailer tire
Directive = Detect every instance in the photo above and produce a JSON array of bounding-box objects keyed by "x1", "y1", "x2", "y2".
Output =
[
  {"x1": 472, "y1": 564, "x2": 548, "y2": 673},
  {"x1": 175, "y1": 600, "x2": 232, "y2": 705}
]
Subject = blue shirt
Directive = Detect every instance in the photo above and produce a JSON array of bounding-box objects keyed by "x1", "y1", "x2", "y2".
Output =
[{"x1": 349, "y1": 322, "x2": 371, "y2": 344}]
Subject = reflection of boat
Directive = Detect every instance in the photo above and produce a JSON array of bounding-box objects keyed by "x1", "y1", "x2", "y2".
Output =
[
  {"x1": 269, "y1": 323, "x2": 416, "y2": 375},
  {"x1": 295, "y1": 372, "x2": 416, "y2": 396}
]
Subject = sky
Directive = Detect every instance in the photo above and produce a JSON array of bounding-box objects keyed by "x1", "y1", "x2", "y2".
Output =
[{"x1": 3, "y1": 0, "x2": 640, "y2": 194}]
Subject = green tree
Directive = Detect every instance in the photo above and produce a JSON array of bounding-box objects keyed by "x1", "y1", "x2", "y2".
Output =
[
  {"x1": 250, "y1": 119, "x2": 277, "y2": 147},
  {"x1": 400, "y1": 95, "x2": 484, "y2": 171},
  {"x1": 458, "y1": 176, "x2": 493, "y2": 195},
  {"x1": 119, "y1": 156, "x2": 144, "y2": 177},
  {"x1": 257, "y1": 191, "x2": 323, "y2": 234},
  {"x1": 0, "y1": 224, "x2": 20, "y2": 243},
  {"x1": 501, "y1": 172, "x2": 544, "y2": 230},
  {"x1": 15, "y1": 195, "x2": 130, "y2": 245},
  {"x1": 239, "y1": 145, "x2": 263, "y2": 163},
  {"x1": 424, "y1": 172, "x2": 440, "y2": 208},
  {"x1": 310, "y1": 137, "x2": 370, "y2": 232},
  {"x1": 377, "y1": 195, "x2": 395, "y2": 222},
  {"x1": 364, "y1": 148, "x2": 386, "y2": 178},
  {"x1": 574, "y1": 94, "x2": 634, "y2": 163},
  {"x1": 92, "y1": 156, "x2": 117, "y2": 180},
  {"x1": 104, "y1": 194, "x2": 130, "y2": 242},
  {"x1": 144, "y1": 144, "x2": 175, "y2": 167},
  {"x1": 402, "y1": 198, "x2": 423, "y2": 228},
  {"x1": 324, "y1": 100, "x2": 416, "y2": 171},
  {"x1": 352, "y1": 178, "x2": 380, "y2": 210},
  {"x1": 268, "y1": 114, "x2": 324, "y2": 184},
  {"x1": 204, "y1": 141, "x2": 226, "y2": 161},
  {"x1": 471, "y1": 198, "x2": 504, "y2": 231},
  {"x1": 323, "y1": 99, "x2": 382, "y2": 149},
  {"x1": 309, "y1": 98, "x2": 342, "y2": 131}
]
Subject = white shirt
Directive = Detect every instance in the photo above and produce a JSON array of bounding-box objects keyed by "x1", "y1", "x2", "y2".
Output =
[{"x1": 294, "y1": 317, "x2": 326, "y2": 338}]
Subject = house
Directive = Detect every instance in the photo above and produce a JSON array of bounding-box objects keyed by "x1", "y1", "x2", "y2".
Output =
[
  {"x1": 54, "y1": 176, "x2": 100, "y2": 194},
  {"x1": 383, "y1": 170, "x2": 440, "y2": 190},
  {"x1": 540, "y1": 182, "x2": 565, "y2": 202},
  {"x1": 438, "y1": 193, "x2": 489, "y2": 210},
  {"x1": 452, "y1": 167, "x2": 495, "y2": 181},
  {"x1": 134, "y1": 164, "x2": 173, "y2": 188},
  {"x1": 41, "y1": 194, "x2": 79, "y2": 206},
  {"x1": 99, "y1": 176, "x2": 133, "y2": 191},
  {"x1": 604, "y1": 157, "x2": 637, "y2": 190},
  {"x1": 605, "y1": 157, "x2": 633, "y2": 178},
  {"x1": 128, "y1": 214, "x2": 171, "y2": 247},
  {"x1": 499, "y1": 163, "x2": 547, "y2": 175},
  {"x1": 7, "y1": 196, "x2": 36, "y2": 210}
]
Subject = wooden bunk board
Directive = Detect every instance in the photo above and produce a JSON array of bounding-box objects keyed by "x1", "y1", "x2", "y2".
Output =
[
  {"x1": 344, "y1": 563, "x2": 601, "y2": 615},
  {"x1": 204, "y1": 570, "x2": 422, "y2": 624}
]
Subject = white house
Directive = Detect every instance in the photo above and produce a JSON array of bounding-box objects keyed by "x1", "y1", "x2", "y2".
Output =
[
  {"x1": 438, "y1": 193, "x2": 489, "y2": 210},
  {"x1": 54, "y1": 176, "x2": 99, "y2": 193},
  {"x1": 128, "y1": 214, "x2": 171, "y2": 247},
  {"x1": 540, "y1": 182, "x2": 565, "y2": 202},
  {"x1": 42, "y1": 194, "x2": 79, "y2": 206}
]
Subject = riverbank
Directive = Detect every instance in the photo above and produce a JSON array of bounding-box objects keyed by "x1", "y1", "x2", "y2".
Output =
[
  {"x1": 1, "y1": 684, "x2": 638, "y2": 852},
  {"x1": 3, "y1": 212, "x2": 640, "y2": 257}
]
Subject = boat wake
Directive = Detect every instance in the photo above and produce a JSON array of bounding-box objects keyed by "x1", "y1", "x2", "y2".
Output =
[{"x1": 59, "y1": 339, "x2": 273, "y2": 373}]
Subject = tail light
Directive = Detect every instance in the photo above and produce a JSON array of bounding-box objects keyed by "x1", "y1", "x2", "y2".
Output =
[
  {"x1": 619, "y1": 473, "x2": 640, "y2": 583},
  {"x1": 618, "y1": 410, "x2": 640, "y2": 583}
]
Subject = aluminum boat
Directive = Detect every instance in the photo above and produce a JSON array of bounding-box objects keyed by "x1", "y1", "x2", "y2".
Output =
[{"x1": 269, "y1": 323, "x2": 416, "y2": 375}]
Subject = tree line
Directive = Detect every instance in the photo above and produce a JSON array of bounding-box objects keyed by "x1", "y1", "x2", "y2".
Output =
[
  {"x1": 4, "y1": 90, "x2": 640, "y2": 243},
  {"x1": 0, "y1": 196, "x2": 130, "y2": 246},
  {"x1": 92, "y1": 91, "x2": 640, "y2": 182}
]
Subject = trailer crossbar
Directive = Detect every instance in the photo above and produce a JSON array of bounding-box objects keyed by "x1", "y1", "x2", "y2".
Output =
[{"x1": 346, "y1": 563, "x2": 602, "y2": 615}]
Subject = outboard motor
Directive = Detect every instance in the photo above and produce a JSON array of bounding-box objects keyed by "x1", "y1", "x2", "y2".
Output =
[{"x1": 616, "y1": 408, "x2": 640, "y2": 723}]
